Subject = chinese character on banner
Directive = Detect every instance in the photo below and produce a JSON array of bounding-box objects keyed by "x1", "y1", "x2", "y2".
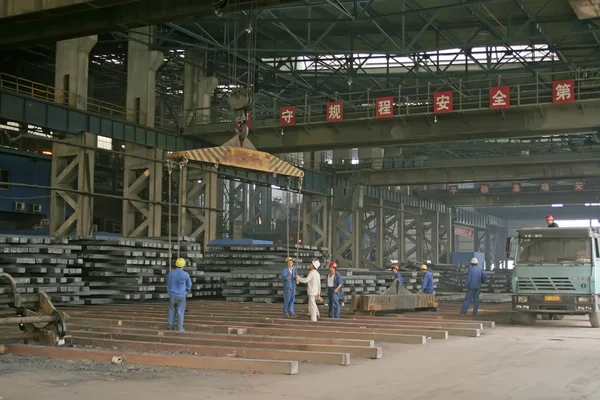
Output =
[
  {"x1": 540, "y1": 182, "x2": 551, "y2": 192},
  {"x1": 454, "y1": 225, "x2": 475, "y2": 239},
  {"x1": 553, "y1": 79, "x2": 575, "y2": 104},
  {"x1": 489, "y1": 86, "x2": 510, "y2": 109},
  {"x1": 434, "y1": 91, "x2": 453, "y2": 114},
  {"x1": 511, "y1": 182, "x2": 521, "y2": 193},
  {"x1": 279, "y1": 106, "x2": 296, "y2": 127},
  {"x1": 375, "y1": 96, "x2": 394, "y2": 119},
  {"x1": 574, "y1": 180, "x2": 585, "y2": 192},
  {"x1": 326, "y1": 101, "x2": 344, "y2": 123},
  {"x1": 480, "y1": 184, "x2": 490, "y2": 194},
  {"x1": 449, "y1": 185, "x2": 458, "y2": 195}
]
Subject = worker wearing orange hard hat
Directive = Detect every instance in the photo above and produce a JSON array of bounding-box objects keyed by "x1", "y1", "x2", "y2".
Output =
[
  {"x1": 282, "y1": 256, "x2": 297, "y2": 317},
  {"x1": 391, "y1": 265, "x2": 405, "y2": 289},
  {"x1": 546, "y1": 215, "x2": 559, "y2": 228},
  {"x1": 327, "y1": 261, "x2": 344, "y2": 319}
]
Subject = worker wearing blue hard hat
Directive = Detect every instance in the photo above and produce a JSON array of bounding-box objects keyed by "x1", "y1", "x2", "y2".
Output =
[
  {"x1": 166, "y1": 257, "x2": 192, "y2": 332},
  {"x1": 282, "y1": 256, "x2": 297, "y2": 317}
]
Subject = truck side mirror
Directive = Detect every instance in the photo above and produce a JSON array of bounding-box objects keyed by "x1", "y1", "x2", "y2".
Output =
[{"x1": 505, "y1": 237, "x2": 515, "y2": 260}]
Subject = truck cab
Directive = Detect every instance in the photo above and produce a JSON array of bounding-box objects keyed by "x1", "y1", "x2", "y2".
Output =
[{"x1": 509, "y1": 227, "x2": 600, "y2": 328}]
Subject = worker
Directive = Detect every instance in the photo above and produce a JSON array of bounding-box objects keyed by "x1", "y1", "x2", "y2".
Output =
[
  {"x1": 166, "y1": 257, "x2": 192, "y2": 332},
  {"x1": 460, "y1": 257, "x2": 488, "y2": 316},
  {"x1": 282, "y1": 256, "x2": 297, "y2": 317},
  {"x1": 327, "y1": 262, "x2": 343, "y2": 319},
  {"x1": 391, "y1": 265, "x2": 404, "y2": 289},
  {"x1": 546, "y1": 215, "x2": 559, "y2": 228},
  {"x1": 297, "y1": 260, "x2": 322, "y2": 322},
  {"x1": 418, "y1": 264, "x2": 438, "y2": 312}
]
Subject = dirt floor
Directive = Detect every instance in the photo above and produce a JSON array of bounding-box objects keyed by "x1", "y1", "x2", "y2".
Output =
[{"x1": 1, "y1": 315, "x2": 599, "y2": 400}]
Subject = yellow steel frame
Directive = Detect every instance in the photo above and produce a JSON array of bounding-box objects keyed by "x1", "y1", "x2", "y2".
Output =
[{"x1": 168, "y1": 146, "x2": 305, "y2": 179}]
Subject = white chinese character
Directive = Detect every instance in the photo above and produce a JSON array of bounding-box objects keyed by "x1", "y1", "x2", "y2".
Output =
[
  {"x1": 540, "y1": 183, "x2": 550, "y2": 192},
  {"x1": 281, "y1": 109, "x2": 294, "y2": 124},
  {"x1": 555, "y1": 83, "x2": 572, "y2": 101},
  {"x1": 491, "y1": 90, "x2": 507, "y2": 107},
  {"x1": 480, "y1": 185, "x2": 489, "y2": 194},
  {"x1": 436, "y1": 95, "x2": 450, "y2": 111},
  {"x1": 574, "y1": 181, "x2": 584, "y2": 191},
  {"x1": 328, "y1": 104, "x2": 341, "y2": 120},
  {"x1": 449, "y1": 186, "x2": 458, "y2": 194},
  {"x1": 378, "y1": 100, "x2": 392, "y2": 115},
  {"x1": 512, "y1": 183, "x2": 521, "y2": 193}
]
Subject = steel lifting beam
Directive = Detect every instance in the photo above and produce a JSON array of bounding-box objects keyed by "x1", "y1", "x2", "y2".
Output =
[{"x1": 168, "y1": 147, "x2": 305, "y2": 180}]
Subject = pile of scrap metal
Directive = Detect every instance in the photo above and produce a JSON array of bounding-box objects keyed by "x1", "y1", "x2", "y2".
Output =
[
  {"x1": 351, "y1": 279, "x2": 438, "y2": 314},
  {"x1": 0, "y1": 273, "x2": 69, "y2": 345}
]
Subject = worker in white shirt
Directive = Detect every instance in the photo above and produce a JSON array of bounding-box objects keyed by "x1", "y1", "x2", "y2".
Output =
[{"x1": 296, "y1": 260, "x2": 322, "y2": 322}]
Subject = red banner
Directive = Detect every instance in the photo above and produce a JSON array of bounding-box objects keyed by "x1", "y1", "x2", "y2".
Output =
[
  {"x1": 455, "y1": 225, "x2": 474, "y2": 239},
  {"x1": 375, "y1": 96, "x2": 394, "y2": 119},
  {"x1": 326, "y1": 101, "x2": 344, "y2": 123},
  {"x1": 552, "y1": 79, "x2": 575, "y2": 104},
  {"x1": 574, "y1": 180, "x2": 585, "y2": 192},
  {"x1": 480, "y1": 184, "x2": 490, "y2": 194},
  {"x1": 433, "y1": 91, "x2": 453, "y2": 114},
  {"x1": 540, "y1": 182, "x2": 550, "y2": 192},
  {"x1": 489, "y1": 86, "x2": 510, "y2": 109},
  {"x1": 511, "y1": 182, "x2": 522, "y2": 193},
  {"x1": 279, "y1": 106, "x2": 296, "y2": 126},
  {"x1": 448, "y1": 185, "x2": 458, "y2": 195}
]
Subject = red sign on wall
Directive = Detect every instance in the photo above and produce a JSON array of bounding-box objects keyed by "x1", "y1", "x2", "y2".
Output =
[
  {"x1": 454, "y1": 225, "x2": 475, "y2": 239},
  {"x1": 480, "y1": 184, "x2": 490, "y2": 194},
  {"x1": 326, "y1": 101, "x2": 344, "y2": 123},
  {"x1": 552, "y1": 79, "x2": 575, "y2": 104},
  {"x1": 449, "y1": 185, "x2": 458, "y2": 195},
  {"x1": 489, "y1": 86, "x2": 510, "y2": 109},
  {"x1": 433, "y1": 91, "x2": 453, "y2": 114},
  {"x1": 511, "y1": 182, "x2": 522, "y2": 193},
  {"x1": 375, "y1": 97, "x2": 394, "y2": 119},
  {"x1": 280, "y1": 106, "x2": 296, "y2": 126},
  {"x1": 574, "y1": 180, "x2": 585, "y2": 192},
  {"x1": 540, "y1": 182, "x2": 551, "y2": 192}
]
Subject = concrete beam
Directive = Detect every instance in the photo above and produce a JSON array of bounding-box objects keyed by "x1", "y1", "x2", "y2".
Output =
[
  {"x1": 196, "y1": 102, "x2": 600, "y2": 152},
  {"x1": 421, "y1": 190, "x2": 600, "y2": 207},
  {"x1": 0, "y1": 0, "x2": 300, "y2": 49},
  {"x1": 1, "y1": 0, "x2": 94, "y2": 19},
  {"x1": 344, "y1": 152, "x2": 600, "y2": 186}
]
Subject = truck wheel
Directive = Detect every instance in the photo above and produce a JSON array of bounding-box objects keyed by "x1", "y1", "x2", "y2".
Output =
[
  {"x1": 522, "y1": 313, "x2": 537, "y2": 325},
  {"x1": 590, "y1": 312, "x2": 600, "y2": 328},
  {"x1": 551, "y1": 314, "x2": 564, "y2": 321},
  {"x1": 541, "y1": 314, "x2": 552, "y2": 321}
]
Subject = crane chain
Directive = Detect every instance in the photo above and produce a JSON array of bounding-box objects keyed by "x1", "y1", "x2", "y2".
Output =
[
  {"x1": 167, "y1": 161, "x2": 174, "y2": 271},
  {"x1": 177, "y1": 159, "x2": 188, "y2": 260},
  {"x1": 286, "y1": 178, "x2": 290, "y2": 259},
  {"x1": 296, "y1": 177, "x2": 303, "y2": 261}
]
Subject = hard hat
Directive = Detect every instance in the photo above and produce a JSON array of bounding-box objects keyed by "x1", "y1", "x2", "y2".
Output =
[
  {"x1": 546, "y1": 215, "x2": 554, "y2": 220},
  {"x1": 392, "y1": 265, "x2": 399, "y2": 270},
  {"x1": 470, "y1": 257, "x2": 478, "y2": 265},
  {"x1": 311, "y1": 260, "x2": 320, "y2": 269},
  {"x1": 175, "y1": 258, "x2": 186, "y2": 268},
  {"x1": 329, "y1": 261, "x2": 337, "y2": 269},
  {"x1": 285, "y1": 257, "x2": 294, "y2": 262},
  {"x1": 420, "y1": 264, "x2": 428, "y2": 270}
]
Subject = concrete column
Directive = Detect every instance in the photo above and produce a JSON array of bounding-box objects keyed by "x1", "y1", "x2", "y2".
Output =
[
  {"x1": 54, "y1": 35, "x2": 97, "y2": 109},
  {"x1": 126, "y1": 27, "x2": 164, "y2": 127},
  {"x1": 358, "y1": 147, "x2": 384, "y2": 169},
  {"x1": 303, "y1": 151, "x2": 324, "y2": 170},
  {"x1": 183, "y1": 51, "x2": 218, "y2": 126}
]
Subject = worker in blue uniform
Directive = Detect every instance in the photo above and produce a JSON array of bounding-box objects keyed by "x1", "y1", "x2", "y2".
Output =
[
  {"x1": 327, "y1": 261, "x2": 343, "y2": 319},
  {"x1": 282, "y1": 256, "x2": 297, "y2": 317},
  {"x1": 418, "y1": 264, "x2": 438, "y2": 311},
  {"x1": 166, "y1": 257, "x2": 192, "y2": 332},
  {"x1": 460, "y1": 257, "x2": 488, "y2": 316},
  {"x1": 391, "y1": 265, "x2": 404, "y2": 292}
]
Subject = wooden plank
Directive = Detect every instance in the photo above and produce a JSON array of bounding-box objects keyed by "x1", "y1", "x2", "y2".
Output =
[{"x1": 0, "y1": 344, "x2": 298, "y2": 375}]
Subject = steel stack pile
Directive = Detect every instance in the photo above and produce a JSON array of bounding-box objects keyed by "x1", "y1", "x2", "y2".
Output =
[{"x1": 0, "y1": 235, "x2": 85, "y2": 306}]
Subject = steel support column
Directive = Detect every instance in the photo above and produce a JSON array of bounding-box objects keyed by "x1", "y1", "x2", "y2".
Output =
[
  {"x1": 122, "y1": 145, "x2": 163, "y2": 237},
  {"x1": 248, "y1": 185, "x2": 272, "y2": 232},
  {"x1": 302, "y1": 195, "x2": 331, "y2": 248},
  {"x1": 333, "y1": 211, "x2": 360, "y2": 269},
  {"x1": 50, "y1": 133, "x2": 96, "y2": 236},
  {"x1": 179, "y1": 168, "x2": 219, "y2": 248}
]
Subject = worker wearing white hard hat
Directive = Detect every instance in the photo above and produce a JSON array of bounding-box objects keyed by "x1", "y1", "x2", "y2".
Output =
[
  {"x1": 166, "y1": 257, "x2": 192, "y2": 331},
  {"x1": 296, "y1": 260, "x2": 322, "y2": 321},
  {"x1": 460, "y1": 257, "x2": 488, "y2": 316}
]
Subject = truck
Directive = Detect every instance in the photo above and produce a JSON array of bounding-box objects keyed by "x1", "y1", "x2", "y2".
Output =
[{"x1": 508, "y1": 227, "x2": 600, "y2": 328}]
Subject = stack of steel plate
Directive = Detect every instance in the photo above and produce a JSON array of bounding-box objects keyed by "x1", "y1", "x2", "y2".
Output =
[{"x1": 0, "y1": 235, "x2": 85, "y2": 306}]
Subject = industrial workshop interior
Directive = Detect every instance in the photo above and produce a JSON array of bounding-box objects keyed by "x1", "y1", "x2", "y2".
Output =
[{"x1": 2, "y1": 0, "x2": 600, "y2": 399}]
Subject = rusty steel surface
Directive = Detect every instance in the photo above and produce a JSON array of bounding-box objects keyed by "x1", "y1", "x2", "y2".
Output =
[
  {"x1": 0, "y1": 301, "x2": 498, "y2": 374},
  {"x1": 168, "y1": 146, "x2": 304, "y2": 178}
]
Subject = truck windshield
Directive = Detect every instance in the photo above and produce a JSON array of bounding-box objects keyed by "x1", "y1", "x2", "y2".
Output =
[{"x1": 517, "y1": 238, "x2": 592, "y2": 265}]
